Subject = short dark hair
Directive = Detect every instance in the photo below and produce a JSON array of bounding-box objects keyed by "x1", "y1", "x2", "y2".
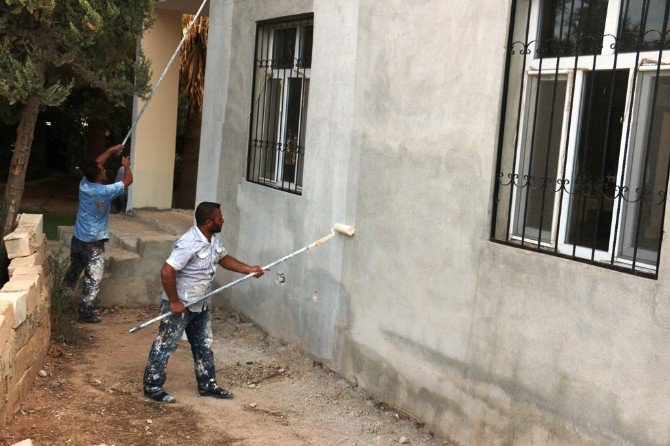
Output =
[
  {"x1": 195, "y1": 202, "x2": 221, "y2": 226},
  {"x1": 84, "y1": 162, "x2": 101, "y2": 182}
]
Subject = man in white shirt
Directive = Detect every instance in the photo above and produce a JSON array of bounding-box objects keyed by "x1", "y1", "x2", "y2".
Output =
[{"x1": 142, "y1": 202, "x2": 264, "y2": 403}]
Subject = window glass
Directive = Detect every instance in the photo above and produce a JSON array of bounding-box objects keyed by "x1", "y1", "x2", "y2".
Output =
[
  {"x1": 299, "y1": 25, "x2": 313, "y2": 68},
  {"x1": 539, "y1": 0, "x2": 609, "y2": 57},
  {"x1": 272, "y1": 27, "x2": 297, "y2": 69},
  {"x1": 566, "y1": 70, "x2": 628, "y2": 251},
  {"x1": 621, "y1": 74, "x2": 670, "y2": 262},
  {"x1": 282, "y1": 78, "x2": 303, "y2": 184},
  {"x1": 619, "y1": 0, "x2": 670, "y2": 52},
  {"x1": 260, "y1": 79, "x2": 282, "y2": 180},
  {"x1": 515, "y1": 76, "x2": 567, "y2": 241}
]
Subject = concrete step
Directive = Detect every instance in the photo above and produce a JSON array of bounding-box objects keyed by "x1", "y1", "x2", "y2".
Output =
[
  {"x1": 58, "y1": 217, "x2": 176, "y2": 258},
  {"x1": 108, "y1": 213, "x2": 177, "y2": 255},
  {"x1": 53, "y1": 212, "x2": 183, "y2": 307},
  {"x1": 57, "y1": 226, "x2": 74, "y2": 247},
  {"x1": 53, "y1": 213, "x2": 178, "y2": 307},
  {"x1": 49, "y1": 233, "x2": 140, "y2": 276},
  {"x1": 128, "y1": 209, "x2": 194, "y2": 237},
  {"x1": 47, "y1": 239, "x2": 150, "y2": 306}
]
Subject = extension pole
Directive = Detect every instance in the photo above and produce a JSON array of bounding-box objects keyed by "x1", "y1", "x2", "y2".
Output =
[
  {"x1": 129, "y1": 224, "x2": 355, "y2": 333},
  {"x1": 117, "y1": 0, "x2": 209, "y2": 152}
]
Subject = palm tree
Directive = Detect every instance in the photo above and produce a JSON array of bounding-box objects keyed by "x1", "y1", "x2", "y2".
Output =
[{"x1": 174, "y1": 15, "x2": 208, "y2": 209}]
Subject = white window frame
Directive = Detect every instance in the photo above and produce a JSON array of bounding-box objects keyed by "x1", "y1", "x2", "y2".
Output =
[
  {"x1": 509, "y1": 70, "x2": 573, "y2": 248},
  {"x1": 510, "y1": 0, "x2": 670, "y2": 271},
  {"x1": 258, "y1": 24, "x2": 312, "y2": 191}
]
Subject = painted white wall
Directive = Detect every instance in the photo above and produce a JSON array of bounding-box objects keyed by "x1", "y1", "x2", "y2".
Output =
[
  {"x1": 129, "y1": 8, "x2": 181, "y2": 209},
  {"x1": 199, "y1": 0, "x2": 670, "y2": 444}
]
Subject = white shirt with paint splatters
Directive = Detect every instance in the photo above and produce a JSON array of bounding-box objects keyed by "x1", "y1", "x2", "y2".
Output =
[{"x1": 162, "y1": 226, "x2": 227, "y2": 312}]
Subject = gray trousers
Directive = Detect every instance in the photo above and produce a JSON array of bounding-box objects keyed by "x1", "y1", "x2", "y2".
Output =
[
  {"x1": 143, "y1": 300, "x2": 217, "y2": 394},
  {"x1": 63, "y1": 237, "x2": 105, "y2": 315}
]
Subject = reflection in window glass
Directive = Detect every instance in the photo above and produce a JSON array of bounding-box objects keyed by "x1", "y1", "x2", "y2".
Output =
[
  {"x1": 282, "y1": 78, "x2": 303, "y2": 184},
  {"x1": 621, "y1": 75, "x2": 670, "y2": 263},
  {"x1": 299, "y1": 26, "x2": 313, "y2": 68},
  {"x1": 515, "y1": 76, "x2": 567, "y2": 241},
  {"x1": 272, "y1": 28, "x2": 297, "y2": 69},
  {"x1": 260, "y1": 79, "x2": 282, "y2": 180},
  {"x1": 619, "y1": 0, "x2": 670, "y2": 52},
  {"x1": 567, "y1": 70, "x2": 628, "y2": 251},
  {"x1": 539, "y1": 0, "x2": 609, "y2": 57}
]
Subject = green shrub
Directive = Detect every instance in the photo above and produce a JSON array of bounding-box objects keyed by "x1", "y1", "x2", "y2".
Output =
[{"x1": 48, "y1": 249, "x2": 80, "y2": 345}]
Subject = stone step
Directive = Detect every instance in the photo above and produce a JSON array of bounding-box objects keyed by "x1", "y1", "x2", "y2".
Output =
[
  {"x1": 56, "y1": 226, "x2": 74, "y2": 248},
  {"x1": 48, "y1": 240, "x2": 154, "y2": 307},
  {"x1": 53, "y1": 212, "x2": 183, "y2": 308},
  {"x1": 58, "y1": 217, "x2": 176, "y2": 260},
  {"x1": 108, "y1": 213, "x2": 177, "y2": 255},
  {"x1": 47, "y1": 237, "x2": 140, "y2": 275},
  {"x1": 129, "y1": 209, "x2": 194, "y2": 237}
]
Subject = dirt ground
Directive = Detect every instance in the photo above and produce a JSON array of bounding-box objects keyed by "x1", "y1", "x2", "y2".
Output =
[
  {"x1": 1, "y1": 174, "x2": 80, "y2": 216},
  {"x1": 1, "y1": 307, "x2": 451, "y2": 446}
]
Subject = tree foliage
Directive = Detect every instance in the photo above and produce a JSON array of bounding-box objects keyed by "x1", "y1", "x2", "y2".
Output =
[
  {"x1": 0, "y1": 0, "x2": 154, "y2": 109},
  {"x1": 0, "y1": 0, "x2": 156, "y2": 238}
]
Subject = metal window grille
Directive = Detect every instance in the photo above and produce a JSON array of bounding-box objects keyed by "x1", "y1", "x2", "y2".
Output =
[
  {"x1": 491, "y1": 0, "x2": 670, "y2": 278},
  {"x1": 247, "y1": 15, "x2": 313, "y2": 195}
]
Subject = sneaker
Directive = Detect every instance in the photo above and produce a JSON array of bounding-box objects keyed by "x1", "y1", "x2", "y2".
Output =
[
  {"x1": 144, "y1": 390, "x2": 176, "y2": 403},
  {"x1": 198, "y1": 382, "x2": 233, "y2": 399},
  {"x1": 77, "y1": 313, "x2": 102, "y2": 324}
]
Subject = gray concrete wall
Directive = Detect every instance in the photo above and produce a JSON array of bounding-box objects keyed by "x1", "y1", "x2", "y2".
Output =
[{"x1": 199, "y1": 0, "x2": 670, "y2": 444}]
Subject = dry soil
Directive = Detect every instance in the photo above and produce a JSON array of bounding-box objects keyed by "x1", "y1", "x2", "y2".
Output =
[{"x1": 1, "y1": 307, "x2": 452, "y2": 446}]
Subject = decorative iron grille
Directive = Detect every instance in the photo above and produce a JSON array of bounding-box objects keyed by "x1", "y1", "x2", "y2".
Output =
[
  {"x1": 491, "y1": 0, "x2": 670, "y2": 277},
  {"x1": 247, "y1": 15, "x2": 313, "y2": 194}
]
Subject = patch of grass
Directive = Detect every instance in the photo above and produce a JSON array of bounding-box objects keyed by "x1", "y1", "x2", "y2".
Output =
[
  {"x1": 19, "y1": 208, "x2": 75, "y2": 240},
  {"x1": 48, "y1": 248, "x2": 80, "y2": 345},
  {"x1": 42, "y1": 214, "x2": 76, "y2": 240}
]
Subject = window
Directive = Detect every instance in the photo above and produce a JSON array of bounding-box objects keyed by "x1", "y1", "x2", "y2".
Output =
[
  {"x1": 491, "y1": 0, "x2": 670, "y2": 277},
  {"x1": 247, "y1": 15, "x2": 313, "y2": 194}
]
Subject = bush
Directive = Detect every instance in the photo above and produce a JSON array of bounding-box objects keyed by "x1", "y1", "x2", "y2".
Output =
[{"x1": 48, "y1": 249, "x2": 80, "y2": 345}]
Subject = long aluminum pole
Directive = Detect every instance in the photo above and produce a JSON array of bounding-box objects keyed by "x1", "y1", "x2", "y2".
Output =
[
  {"x1": 129, "y1": 229, "x2": 338, "y2": 333},
  {"x1": 118, "y1": 0, "x2": 209, "y2": 152}
]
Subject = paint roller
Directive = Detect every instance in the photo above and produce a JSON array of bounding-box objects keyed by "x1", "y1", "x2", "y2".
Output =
[{"x1": 129, "y1": 223, "x2": 356, "y2": 333}]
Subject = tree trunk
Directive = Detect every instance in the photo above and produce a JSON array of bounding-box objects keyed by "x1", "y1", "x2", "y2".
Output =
[
  {"x1": 2, "y1": 95, "x2": 41, "y2": 238},
  {"x1": 174, "y1": 100, "x2": 201, "y2": 209}
]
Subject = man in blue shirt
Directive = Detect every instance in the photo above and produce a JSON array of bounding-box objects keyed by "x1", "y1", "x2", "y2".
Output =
[
  {"x1": 63, "y1": 144, "x2": 133, "y2": 323},
  {"x1": 143, "y1": 202, "x2": 264, "y2": 403}
]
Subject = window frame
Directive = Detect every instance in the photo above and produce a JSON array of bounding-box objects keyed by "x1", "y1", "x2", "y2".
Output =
[
  {"x1": 492, "y1": 0, "x2": 670, "y2": 277},
  {"x1": 246, "y1": 15, "x2": 314, "y2": 195}
]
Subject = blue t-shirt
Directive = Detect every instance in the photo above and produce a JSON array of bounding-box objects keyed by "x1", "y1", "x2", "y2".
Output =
[{"x1": 73, "y1": 178, "x2": 125, "y2": 242}]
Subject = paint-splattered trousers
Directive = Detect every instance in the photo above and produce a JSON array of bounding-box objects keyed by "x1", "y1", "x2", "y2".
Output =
[
  {"x1": 143, "y1": 299, "x2": 217, "y2": 395},
  {"x1": 62, "y1": 237, "x2": 105, "y2": 316}
]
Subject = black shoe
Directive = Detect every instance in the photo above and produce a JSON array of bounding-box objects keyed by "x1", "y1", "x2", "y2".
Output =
[
  {"x1": 144, "y1": 389, "x2": 176, "y2": 403},
  {"x1": 77, "y1": 313, "x2": 102, "y2": 324},
  {"x1": 198, "y1": 382, "x2": 233, "y2": 399}
]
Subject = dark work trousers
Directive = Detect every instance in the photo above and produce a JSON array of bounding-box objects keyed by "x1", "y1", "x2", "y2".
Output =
[
  {"x1": 62, "y1": 237, "x2": 105, "y2": 316},
  {"x1": 143, "y1": 299, "x2": 216, "y2": 395}
]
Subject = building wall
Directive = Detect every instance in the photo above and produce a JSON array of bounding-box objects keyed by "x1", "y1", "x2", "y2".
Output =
[
  {"x1": 200, "y1": 1, "x2": 670, "y2": 444},
  {"x1": 129, "y1": 8, "x2": 182, "y2": 209}
]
